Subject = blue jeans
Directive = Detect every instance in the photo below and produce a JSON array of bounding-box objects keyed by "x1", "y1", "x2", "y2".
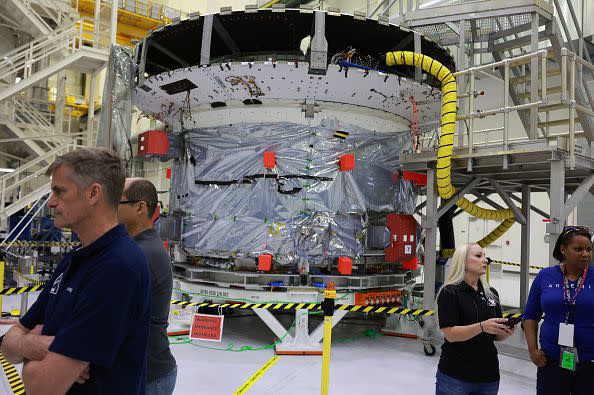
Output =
[
  {"x1": 537, "y1": 361, "x2": 594, "y2": 395},
  {"x1": 146, "y1": 366, "x2": 177, "y2": 395},
  {"x1": 436, "y1": 370, "x2": 499, "y2": 395}
]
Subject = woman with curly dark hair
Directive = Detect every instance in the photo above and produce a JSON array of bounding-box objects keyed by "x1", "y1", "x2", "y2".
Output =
[{"x1": 523, "y1": 226, "x2": 594, "y2": 394}]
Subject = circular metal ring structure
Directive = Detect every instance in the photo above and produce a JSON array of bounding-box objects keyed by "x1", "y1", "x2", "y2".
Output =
[
  {"x1": 132, "y1": 9, "x2": 454, "y2": 292},
  {"x1": 133, "y1": 9, "x2": 453, "y2": 132}
]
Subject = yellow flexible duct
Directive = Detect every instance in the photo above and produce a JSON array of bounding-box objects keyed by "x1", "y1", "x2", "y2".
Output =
[{"x1": 385, "y1": 51, "x2": 517, "y2": 257}]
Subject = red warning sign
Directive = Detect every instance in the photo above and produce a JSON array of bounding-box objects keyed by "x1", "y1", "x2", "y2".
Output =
[{"x1": 190, "y1": 314, "x2": 224, "y2": 342}]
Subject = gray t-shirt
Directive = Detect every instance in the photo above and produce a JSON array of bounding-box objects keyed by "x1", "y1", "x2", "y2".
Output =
[{"x1": 134, "y1": 228, "x2": 176, "y2": 382}]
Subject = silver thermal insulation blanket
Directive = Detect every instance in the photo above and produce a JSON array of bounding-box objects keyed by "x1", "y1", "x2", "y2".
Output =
[
  {"x1": 97, "y1": 45, "x2": 134, "y2": 162},
  {"x1": 170, "y1": 119, "x2": 416, "y2": 267}
]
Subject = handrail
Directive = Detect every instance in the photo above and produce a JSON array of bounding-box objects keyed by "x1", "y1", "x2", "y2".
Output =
[
  {"x1": 551, "y1": 0, "x2": 594, "y2": 114},
  {"x1": 29, "y1": 0, "x2": 72, "y2": 26},
  {"x1": 14, "y1": 98, "x2": 54, "y2": 130},
  {"x1": 3, "y1": 100, "x2": 51, "y2": 146},
  {"x1": 0, "y1": 144, "x2": 74, "y2": 184},
  {"x1": 416, "y1": 48, "x2": 592, "y2": 167},
  {"x1": 119, "y1": 0, "x2": 184, "y2": 23},
  {"x1": 0, "y1": 17, "x2": 109, "y2": 82},
  {"x1": 8, "y1": 98, "x2": 65, "y2": 150},
  {"x1": 0, "y1": 24, "x2": 77, "y2": 81},
  {"x1": 453, "y1": 50, "x2": 548, "y2": 76},
  {"x1": 0, "y1": 21, "x2": 75, "y2": 65},
  {"x1": 0, "y1": 143, "x2": 74, "y2": 217},
  {"x1": 19, "y1": 0, "x2": 54, "y2": 33}
]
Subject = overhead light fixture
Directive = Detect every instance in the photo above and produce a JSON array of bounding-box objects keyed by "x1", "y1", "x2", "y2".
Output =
[
  {"x1": 14, "y1": 76, "x2": 21, "y2": 84},
  {"x1": 0, "y1": 168, "x2": 15, "y2": 173}
]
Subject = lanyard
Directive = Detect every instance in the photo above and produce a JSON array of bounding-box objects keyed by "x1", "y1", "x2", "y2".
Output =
[{"x1": 561, "y1": 264, "x2": 588, "y2": 323}]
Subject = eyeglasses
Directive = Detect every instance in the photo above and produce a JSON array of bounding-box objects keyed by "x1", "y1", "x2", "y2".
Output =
[{"x1": 119, "y1": 200, "x2": 142, "y2": 205}]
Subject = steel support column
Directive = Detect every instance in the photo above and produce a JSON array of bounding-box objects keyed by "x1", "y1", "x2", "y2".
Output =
[
  {"x1": 87, "y1": 71, "x2": 96, "y2": 145},
  {"x1": 200, "y1": 15, "x2": 213, "y2": 65},
  {"x1": 529, "y1": 12, "x2": 539, "y2": 140},
  {"x1": 548, "y1": 159, "x2": 565, "y2": 265},
  {"x1": 414, "y1": 32, "x2": 422, "y2": 82},
  {"x1": 520, "y1": 184, "x2": 531, "y2": 308},
  {"x1": 54, "y1": 71, "x2": 67, "y2": 135},
  {"x1": 423, "y1": 167, "x2": 438, "y2": 307},
  {"x1": 457, "y1": 19, "x2": 466, "y2": 147},
  {"x1": 110, "y1": 0, "x2": 118, "y2": 46}
]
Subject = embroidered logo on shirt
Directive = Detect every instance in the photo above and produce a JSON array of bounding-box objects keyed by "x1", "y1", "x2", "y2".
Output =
[{"x1": 50, "y1": 273, "x2": 64, "y2": 295}]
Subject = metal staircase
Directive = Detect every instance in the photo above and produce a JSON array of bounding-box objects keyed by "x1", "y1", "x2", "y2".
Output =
[
  {"x1": 0, "y1": 91, "x2": 99, "y2": 220},
  {"x1": 0, "y1": 1, "x2": 113, "y2": 221},
  {"x1": 0, "y1": 12, "x2": 110, "y2": 160},
  {"x1": 0, "y1": 18, "x2": 109, "y2": 103},
  {"x1": 0, "y1": 143, "x2": 76, "y2": 220},
  {"x1": 0, "y1": 97, "x2": 76, "y2": 154},
  {"x1": 401, "y1": 0, "x2": 594, "y2": 145},
  {"x1": 0, "y1": 0, "x2": 76, "y2": 38}
]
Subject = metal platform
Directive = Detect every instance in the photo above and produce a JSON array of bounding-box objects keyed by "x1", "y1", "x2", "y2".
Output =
[
  {"x1": 174, "y1": 263, "x2": 415, "y2": 291},
  {"x1": 173, "y1": 278, "x2": 366, "y2": 355},
  {"x1": 402, "y1": 140, "x2": 594, "y2": 193},
  {"x1": 403, "y1": 0, "x2": 553, "y2": 30}
]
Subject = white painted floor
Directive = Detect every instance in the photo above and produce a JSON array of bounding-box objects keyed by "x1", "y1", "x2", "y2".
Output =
[
  {"x1": 0, "y1": 272, "x2": 538, "y2": 395},
  {"x1": 169, "y1": 312, "x2": 536, "y2": 395}
]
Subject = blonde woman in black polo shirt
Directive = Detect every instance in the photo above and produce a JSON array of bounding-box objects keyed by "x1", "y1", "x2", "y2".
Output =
[{"x1": 435, "y1": 243, "x2": 515, "y2": 394}]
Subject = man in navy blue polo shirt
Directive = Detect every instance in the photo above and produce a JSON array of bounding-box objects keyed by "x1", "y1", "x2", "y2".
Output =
[{"x1": 1, "y1": 148, "x2": 151, "y2": 395}]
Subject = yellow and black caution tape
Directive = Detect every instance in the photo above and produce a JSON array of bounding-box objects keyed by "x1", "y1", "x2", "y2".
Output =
[
  {"x1": 0, "y1": 353, "x2": 25, "y2": 395},
  {"x1": 489, "y1": 259, "x2": 544, "y2": 271},
  {"x1": 0, "y1": 284, "x2": 44, "y2": 296},
  {"x1": 171, "y1": 300, "x2": 525, "y2": 319},
  {"x1": 170, "y1": 300, "x2": 436, "y2": 316},
  {"x1": 14, "y1": 271, "x2": 46, "y2": 286},
  {"x1": 0, "y1": 281, "x2": 438, "y2": 316},
  {"x1": 0, "y1": 285, "x2": 526, "y2": 321},
  {"x1": 0, "y1": 241, "x2": 80, "y2": 248},
  {"x1": 333, "y1": 130, "x2": 349, "y2": 139},
  {"x1": 0, "y1": 277, "x2": 534, "y2": 318},
  {"x1": 440, "y1": 250, "x2": 546, "y2": 270},
  {"x1": 1, "y1": 310, "x2": 21, "y2": 317}
]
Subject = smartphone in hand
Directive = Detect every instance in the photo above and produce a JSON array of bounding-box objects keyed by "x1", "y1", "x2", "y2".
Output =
[{"x1": 503, "y1": 316, "x2": 522, "y2": 328}]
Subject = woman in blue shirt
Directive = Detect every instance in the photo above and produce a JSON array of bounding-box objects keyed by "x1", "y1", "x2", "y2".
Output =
[{"x1": 523, "y1": 226, "x2": 594, "y2": 395}]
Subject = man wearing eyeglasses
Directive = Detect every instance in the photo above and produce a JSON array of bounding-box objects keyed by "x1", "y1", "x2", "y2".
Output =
[{"x1": 117, "y1": 178, "x2": 177, "y2": 395}]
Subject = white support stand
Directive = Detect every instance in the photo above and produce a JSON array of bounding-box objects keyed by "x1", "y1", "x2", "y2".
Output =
[
  {"x1": 253, "y1": 308, "x2": 348, "y2": 355},
  {"x1": 381, "y1": 312, "x2": 440, "y2": 356},
  {"x1": 381, "y1": 314, "x2": 419, "y2": 338}
]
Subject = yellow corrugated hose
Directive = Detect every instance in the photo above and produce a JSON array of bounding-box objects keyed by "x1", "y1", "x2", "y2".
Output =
[{"x1": 386, "y1": 51, "x2": 517, "y2": 257}]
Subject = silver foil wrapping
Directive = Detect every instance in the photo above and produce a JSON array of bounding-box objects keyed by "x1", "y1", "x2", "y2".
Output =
[
  {"x1": 174, "y1": 120, "x2": 417, "y2": 267},
  {"x1": 97, "y1": 45, "x2": 134, "y2": 163}
]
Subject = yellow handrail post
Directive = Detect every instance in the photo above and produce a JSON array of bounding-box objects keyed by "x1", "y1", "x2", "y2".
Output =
[{"x1": 320, "y1": 282, "x2": 336, "y2": 395}]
